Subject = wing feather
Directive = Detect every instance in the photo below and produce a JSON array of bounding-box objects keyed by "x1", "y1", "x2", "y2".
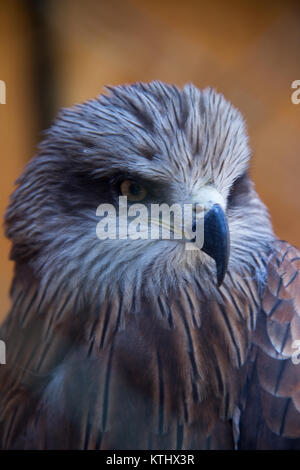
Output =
[{"x1": 240, "y1": 240, "x2": 300, "y2": 448}]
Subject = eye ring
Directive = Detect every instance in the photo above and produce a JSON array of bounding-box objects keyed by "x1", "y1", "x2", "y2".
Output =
[{"x1": 120, "y1": 180, "x2": 147, "y2": 202}]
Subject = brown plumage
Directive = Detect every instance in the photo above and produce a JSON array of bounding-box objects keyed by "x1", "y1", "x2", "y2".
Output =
[{"x1": 0, "y1": 81, "x2": 299, "y2": 449}]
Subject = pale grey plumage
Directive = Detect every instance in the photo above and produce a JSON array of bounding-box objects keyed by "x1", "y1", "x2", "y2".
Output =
[{"x1": 1, "y1": 81, "x2": 300, "y2": 450}]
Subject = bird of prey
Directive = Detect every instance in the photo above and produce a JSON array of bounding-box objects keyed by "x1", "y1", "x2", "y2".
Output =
[{"x1": 0, "y1": 81, "x2": 300, "y2": 450}]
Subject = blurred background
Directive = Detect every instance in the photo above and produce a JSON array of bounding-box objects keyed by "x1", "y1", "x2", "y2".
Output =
[{"x1": 0, "y1": 0, "x2": 299, "y2": 321}]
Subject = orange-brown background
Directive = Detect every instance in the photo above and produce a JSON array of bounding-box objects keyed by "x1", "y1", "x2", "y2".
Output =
[{"x1": 0, "y1": 0, "x2": 299, "y2": 322}]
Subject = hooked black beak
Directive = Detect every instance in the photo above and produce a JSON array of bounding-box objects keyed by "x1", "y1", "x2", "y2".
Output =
[{"x1": 198, "y1": 204, "x2": 230, "y2": 286}]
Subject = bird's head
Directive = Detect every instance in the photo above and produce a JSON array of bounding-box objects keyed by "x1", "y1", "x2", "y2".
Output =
[{"x1": 5, "y1": 82, "x2": 274, "y2": 307}]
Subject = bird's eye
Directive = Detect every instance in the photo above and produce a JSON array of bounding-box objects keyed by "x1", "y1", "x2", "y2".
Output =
[{"x1": 120, "y1": 180, "x2": 147, "y2": 202}]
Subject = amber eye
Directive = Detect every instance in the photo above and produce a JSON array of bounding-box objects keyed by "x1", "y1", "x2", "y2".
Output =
[{"x1": 120, "y1": 180, "x2": 147, "y2": 202}]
